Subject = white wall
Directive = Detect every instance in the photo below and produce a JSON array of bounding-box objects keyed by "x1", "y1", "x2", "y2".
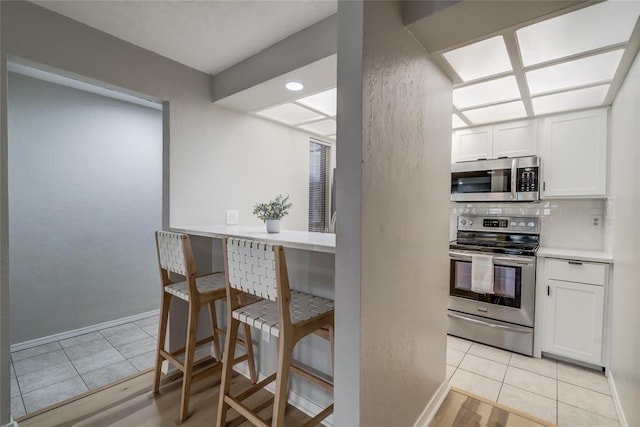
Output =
[
  {"x1": 8, "y1": 72, "x2": 163, "y2": 343},
  {"x1": 336, "y1": 1, "x2": 451, "y2": 425},
  {"x1": 450, "y1": 200, "x2": 606, "y2": 250},
  {"x1": 607, "y1": 49, "x2": 640, "y2": 427}
]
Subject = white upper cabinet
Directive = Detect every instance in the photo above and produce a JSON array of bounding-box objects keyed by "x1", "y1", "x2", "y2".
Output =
[
  {"x1": 452, "y1": 119, "x2": 537, "y2": 163},
  {"x1": 452, "y1": 125, "x2": 492, "y2": 162},
  {"x1": 493, "y1": 120, "x2": 538, "y2": 158},
  {"x1": 540, "y1": 108, "x2": 608, "y2": 198}
]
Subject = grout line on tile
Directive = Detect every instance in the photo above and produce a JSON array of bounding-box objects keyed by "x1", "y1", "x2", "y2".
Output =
[
  {"x1": 59, "y1": 339, "x2": 91, "y2": 392},
  {"x1": 557, "y1": 379, "x2": 613, "y2": 398},
  {"x1": 503, "y1": 379, "x2": 559, "y2": 402},
  {"x1": 560, "y1": 401, "x2": 620, "y2": 422}
]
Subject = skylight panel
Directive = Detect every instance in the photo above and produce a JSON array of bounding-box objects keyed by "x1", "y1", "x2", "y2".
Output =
[
  {"x1": 526, "y1": 50, "x2": 624, "y2": 95},
  {"x1": 453, "y1": 76, "x2": 521, "y2": 109},
  {"x1": 442, "y1": 36, "x2": 512, "y2": 82},
  {"x1": 256, "y1": 103, "x2": 324, "y2": 125},
  {"x1": 297, "y1": 88, "x2": 337, "y2": 117},
  {"x1": 452, "y1": 114, "x2": 467, "y2": 129},
  {"x1": 517, "y1": 1, "x2": 640, "y2": 66},
  {"x1": 532, "y1": 85, "x2": 610, "y2": 116},
  {"x1": 463, "y1": 101, "x2": 527, "y2": 125},
  {"x1": 299, "y1": 119, "x2": 336, "y2": 136}
]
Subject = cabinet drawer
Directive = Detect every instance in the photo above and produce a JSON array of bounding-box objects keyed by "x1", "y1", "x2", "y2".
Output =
[{"x1": 546, "y1": 259, "x2": 606, "y2": 286}]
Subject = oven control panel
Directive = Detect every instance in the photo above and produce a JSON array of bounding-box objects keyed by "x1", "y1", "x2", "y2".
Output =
[{"x1": 458, "y1": 216, "x2": 540, "y2": 234}]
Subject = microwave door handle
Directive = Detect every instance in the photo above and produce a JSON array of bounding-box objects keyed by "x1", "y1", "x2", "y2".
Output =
[{"x1": 511, "y1": 158, "x2": 518, "y2": 201}]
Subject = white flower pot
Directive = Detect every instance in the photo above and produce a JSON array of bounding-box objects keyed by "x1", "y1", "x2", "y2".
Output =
[{"x1": 266, "y1": 219, "x2": 281, "y2": 233}]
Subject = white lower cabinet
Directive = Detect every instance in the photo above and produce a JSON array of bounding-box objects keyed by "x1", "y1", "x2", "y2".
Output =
[{"x1": 541, "y1": 258, "x2": 607, "y2": 366}]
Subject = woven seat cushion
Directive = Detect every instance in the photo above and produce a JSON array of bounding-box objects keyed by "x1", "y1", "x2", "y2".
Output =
[
  {"x1": 164, "y1": 273, "x2": 225, "y2": 301},
  {"x1": 232, "y1": 290, "x2": 334, "y2": 337}
]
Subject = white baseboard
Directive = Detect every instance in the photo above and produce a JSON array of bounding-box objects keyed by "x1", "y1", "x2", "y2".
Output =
[
  {"x1": 608, "y1": 370, "x2": 628, "y2": 427},
  {"x1": 2, "y1": 419, "x2": 19, "y2": 427},
  {"x1": 11, "y1": 310, "x2": 160, "y2": 352},
  {"x1": 233, "y1": 361, "x2": 334, "y2": 427},
  {"x1": 413, "y1": 379, "x2": 450, "y2": 427}
]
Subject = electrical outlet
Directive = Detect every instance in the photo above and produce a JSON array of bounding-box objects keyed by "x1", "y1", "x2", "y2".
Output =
[
  {"x1": 592, "y1": 215, "x2": 602, "y2": 227},
  {"x1": 226, "y1": 210, "x2": 239, "y2": 225}
]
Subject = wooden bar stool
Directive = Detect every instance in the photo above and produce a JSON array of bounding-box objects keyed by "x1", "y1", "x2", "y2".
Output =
[
  {"x1": 217, "y1": 237, "x2": 334, "y2": 427},
  {"x1": 153, "y1": 231, "x2": 257, "y2": 422}
]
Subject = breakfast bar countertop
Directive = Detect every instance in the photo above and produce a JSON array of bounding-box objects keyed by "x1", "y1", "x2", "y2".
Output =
[{"x1": 170, "y1": 225, "x2": 336, "y2": 254}]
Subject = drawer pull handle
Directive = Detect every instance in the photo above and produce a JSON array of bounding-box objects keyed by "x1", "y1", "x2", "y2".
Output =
[{"x1": 568, "y1": 261, "x2": 583, "y2": 265}]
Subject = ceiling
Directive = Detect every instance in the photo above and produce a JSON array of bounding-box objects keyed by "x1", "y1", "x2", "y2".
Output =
[
  {"x1": 31, "y1": 0, "x2": 640, "y2": 135},
  {"x1": 33, "y1": 0, "x2": 337, "y2": 75},
  {"x1": 429, "y1": 1, "x2": 640, "y2": 128}
]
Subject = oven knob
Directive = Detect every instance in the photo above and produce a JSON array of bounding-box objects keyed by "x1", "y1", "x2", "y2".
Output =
[
  {"x1": 519, "y1": 222, "x2": 526, "y2": 227},
  {"x1": 461, "y1": 219, "x2": 467, "y2": 226},
  {"x1": 468, "y1": 219, "x2": 474, "y2": 226},
  {"x1": 528, "y1": 222, "x2": 535, "y2": 228},
  {"x1": 510, "y1": 221, "x2": 517, "y2": 227}
]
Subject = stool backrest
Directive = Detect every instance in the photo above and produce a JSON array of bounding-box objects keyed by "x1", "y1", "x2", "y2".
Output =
[
  {"x1": 225, "y1": 238, "x2": 280, "y2": 301},
  {"x1": 156, "y1": 231, "x2": 190, "y2": 276}
]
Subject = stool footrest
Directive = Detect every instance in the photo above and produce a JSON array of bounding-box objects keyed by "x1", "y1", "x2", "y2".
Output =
[
  {"x1": 233, "y1": 373, "x2": 278, "y2": 402},
  {"x1": 224, "y1": 395, "x2": 269, "y2": 427},
  {"x1": 301, "y1": 403, "x2": 334, "y2": 427},
  {"x1": 290, "y1": 363, "x2": 334, "y2": 390}
]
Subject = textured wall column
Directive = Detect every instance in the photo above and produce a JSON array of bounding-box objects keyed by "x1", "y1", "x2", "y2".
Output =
[{"x1": 336, "y1": 0, "x2": 451, "y2": 425}]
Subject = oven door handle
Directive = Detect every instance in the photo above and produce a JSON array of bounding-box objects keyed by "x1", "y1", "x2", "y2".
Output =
[
  {"x1": 449, "y1": 251, "x2": 534, "y2": 265},
  {"x1": 448, "y1": 312, "x2": 531, "y2": 334}
]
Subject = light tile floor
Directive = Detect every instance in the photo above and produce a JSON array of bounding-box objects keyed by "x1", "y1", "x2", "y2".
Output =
[
  {"x1": 10, "y1": 315, "x2": 158, "y2": 417},
  {"x1": 447, "y1": 335, "x2": 620, "y2": 426}
]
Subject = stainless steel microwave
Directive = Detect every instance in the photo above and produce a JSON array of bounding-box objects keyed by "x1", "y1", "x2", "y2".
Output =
[{"x1": 451, "y1": 156, "x2": 540, "y2": 202}]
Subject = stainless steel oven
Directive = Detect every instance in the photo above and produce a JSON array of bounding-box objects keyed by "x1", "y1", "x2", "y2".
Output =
[{"x1": 448, "y1": 216, "x2": 540, "y2": 356}]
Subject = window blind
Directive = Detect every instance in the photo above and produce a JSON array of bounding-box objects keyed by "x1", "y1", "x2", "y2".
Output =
[{"x1": 308, "y1": 140, "x2": 330, "y2": 232}]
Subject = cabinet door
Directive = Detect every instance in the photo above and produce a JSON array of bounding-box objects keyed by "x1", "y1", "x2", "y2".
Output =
[
  {"x1": 543, "y1": 279, "x2": 604, "y2": 365},
  {"x1": 452, "y1": 126, "x2": 492, "y2": 162},
  {"x1": 540, "y1": 108, "x2": 607, "y2": 198},
  {"x1": 493, "y1": 119, "x2": 537, "y2": 158}
]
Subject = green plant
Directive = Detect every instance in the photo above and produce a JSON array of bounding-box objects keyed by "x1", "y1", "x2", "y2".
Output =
[{"x1": 252, "y1": 194, "x2": 293, "y2": 221}]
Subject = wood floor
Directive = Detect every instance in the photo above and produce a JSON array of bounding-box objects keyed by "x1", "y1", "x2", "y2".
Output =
[
  {"x1": 17, "y1": 367, "x2": 313, "y2": 427},
  {"x1": 17, "y1": 366, "x2": 555, "y2": 427},
  {"x1": 430, "y1": 387, "x2": 557, "y2": 427}
]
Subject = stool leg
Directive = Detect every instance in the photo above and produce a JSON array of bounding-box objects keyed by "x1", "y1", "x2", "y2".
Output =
[
  {"x1": 328, "y1": 325, "x2": 335, "y2": 375},
  {"x1": 153, "y1": 292, "x2": 171, "y2": 393},
  {"x1": 180, "y1": 301, "x2": 199, "y2": 422},
  {"x1": 208, "y1": 300, "x2": 222, "y2": 362},
  {"x1": 216, "y1": 317, "x2": 239, "y2": 427},
  {"x1": 242, "y1": 323, "x2": 257, "y2": 383},
  {"x1": 272, "y1": 335, "x2": 293, "y2": 427}
]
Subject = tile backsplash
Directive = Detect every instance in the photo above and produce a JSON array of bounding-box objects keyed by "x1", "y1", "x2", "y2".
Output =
[{"x1": 450, "y1": 199, "x2": 605, "y2": 251}]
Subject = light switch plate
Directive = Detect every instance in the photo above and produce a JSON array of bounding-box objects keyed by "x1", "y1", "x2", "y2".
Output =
[{"x1": 226, "y1": 210, "x2": 239, "y2": 225}]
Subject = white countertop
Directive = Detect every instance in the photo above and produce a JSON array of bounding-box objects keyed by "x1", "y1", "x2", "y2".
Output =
[
  {"x1": 537, "y1": 247, "x2": 613, "y2": 263},
  {"x1": 170, "y1": 225, "x2": 336, "y2": 254}
]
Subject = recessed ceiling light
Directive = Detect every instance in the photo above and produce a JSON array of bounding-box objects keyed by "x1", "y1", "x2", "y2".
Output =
[
  {"x1": 442, "y1": 36, "x2": 512, "y2": 82},
  {"x1": 285, "y1": 81, "x2": 304, "y2": 91},
  {"x1": 517, "y1": 1, "x2": 640, "y2": 66},
  {"x1": 526, "y1": 50, "x2": 624, "y2": 95},
  {"x1": 255, "y1": 103, "x2": 323, "y2": 125},
  {"x1": 454, "y1": 76, "x2": 521, "y2": 110},
  {"x1": 463, "y1": 101, "x2": 527, "y2": 125},
  {"x1": 532, "y1": 85, "x2": 610, "y2": 116}
]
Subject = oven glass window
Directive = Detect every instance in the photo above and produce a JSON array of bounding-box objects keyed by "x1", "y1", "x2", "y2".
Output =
[
  {"x1": 451, "y1": 169, "x2": 512, "y2": 194},
  {"x1": 450, "y1": 260, "x2": 522, "y2": 308}
]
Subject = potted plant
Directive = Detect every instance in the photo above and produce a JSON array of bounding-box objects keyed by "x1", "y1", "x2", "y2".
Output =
[{"x1": 252, "y1": 194, "x2": 293, "y2": 233}]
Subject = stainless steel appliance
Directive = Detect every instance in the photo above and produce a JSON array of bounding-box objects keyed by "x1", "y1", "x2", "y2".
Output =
[
  {"x1": 451, "y1": 156, "x2": 540, "y2": 202},
  {"x1": 448, "y1": 215, "x2": 540, "y2": 355}
]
